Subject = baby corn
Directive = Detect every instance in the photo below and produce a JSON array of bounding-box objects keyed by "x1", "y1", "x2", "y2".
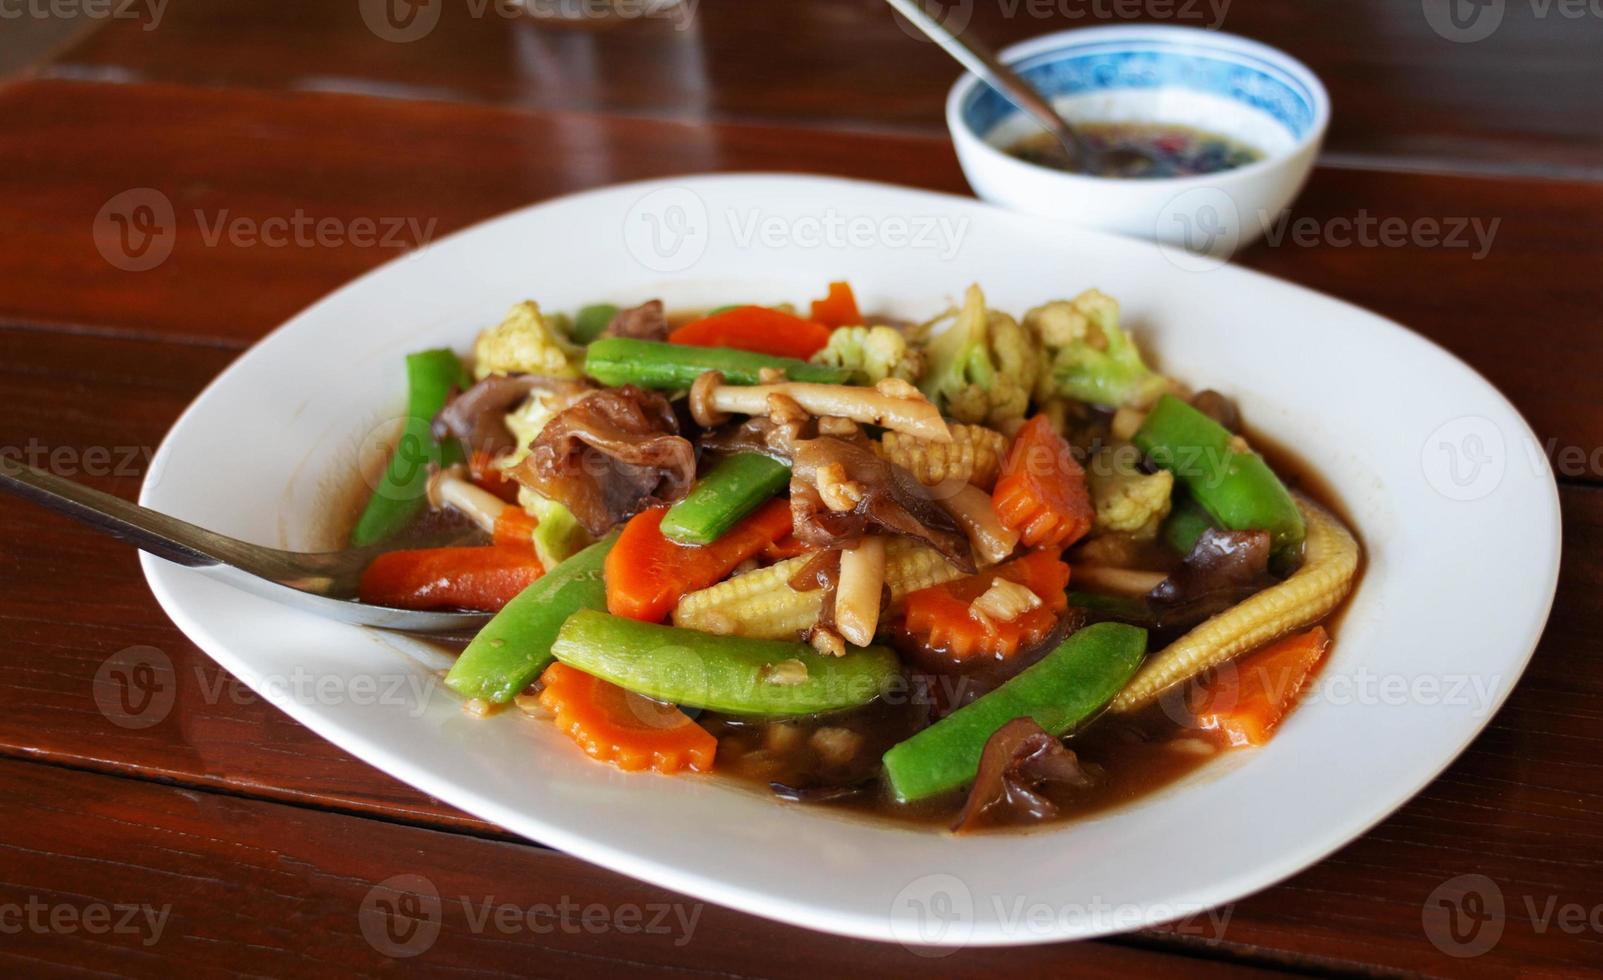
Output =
[
  {"x1": 673, "y1": 538, "x2": 965, "y2": 640},
  {"x1": 876, "y1": 424, "x2": 1007, "y2": 490},
  {"x1": 1111, "y1": 494, "x2": 1360, "y2": 713}
]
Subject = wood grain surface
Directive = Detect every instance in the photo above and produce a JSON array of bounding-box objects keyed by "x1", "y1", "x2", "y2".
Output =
[{"x1": 1, "y1": 3, "x2": 1600, "y2": 975}]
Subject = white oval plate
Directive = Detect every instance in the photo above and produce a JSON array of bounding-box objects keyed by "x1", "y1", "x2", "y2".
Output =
[{"x1": 141, "y1": 175, "x2": 1560, "y2": 947}]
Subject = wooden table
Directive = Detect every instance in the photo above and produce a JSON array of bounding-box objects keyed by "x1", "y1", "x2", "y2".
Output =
[{"x1": 2, "y1": 2, "x2": 1600, "y2": 975}]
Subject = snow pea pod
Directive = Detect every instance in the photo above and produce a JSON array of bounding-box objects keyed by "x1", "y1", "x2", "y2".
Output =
[
  {"x1": 550, "y1": 610, "x2": 900, "y2": 715},
  {"x1": 444, "y1": 531, "x2": 618, "y2": 703},
  {"x1": 583, "y1": 338, "x2": 850, "y2": 389},
  {"x1": 1162, "y1": 494, "x2": 1216, "y2": 556},
  {"x1": 570, "y1": 303, "x2": 620, "y2": 344},
  {"x1": 1133, "y1": 394, "x2": 1305, "y2": 560},
  {"x1": 660, "y1": 453, "x2": 791, "y2": 545},
  {"x1": 350, "y1": 348, "x2": 470, "y2": 547},
  {"x1": 881, "y1": 622, "x2": 1147, "y2": 802}
]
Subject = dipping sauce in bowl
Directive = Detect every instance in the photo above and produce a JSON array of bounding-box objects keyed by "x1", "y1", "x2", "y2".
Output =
[
  {"x1": 946, "y1": 25, "x2": 1329, "y2": 246},
  {"x1": 1006, "y1": 122, "x2": 1264, "y2": 179}
]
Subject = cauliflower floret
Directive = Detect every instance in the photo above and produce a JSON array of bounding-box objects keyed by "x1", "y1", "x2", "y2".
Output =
[
  {"x1": 1087, "y1": 446, "x2": 1174, "y2": 539},
  {"x1": 496, "y1": 387, "x2": 592, "y2": 566},
  {"x1": 810, "y1": 325, "x2": 925, "y2": 384},
  {"x1": 514, "y1": 485, "x2": 589, "y2": 568},
  {"x1": 498, "y1": 389, "x2": 569, "y2": 468},
  {"x1": 919, "y1": 284, "x2": 1041, "y2": 428},
  {"x1": 472, "y1": 300, "x2": 583, "y2": 381},
  {"x1": 1026, "y1": 290, "x2": 1170, "y2": 409}
]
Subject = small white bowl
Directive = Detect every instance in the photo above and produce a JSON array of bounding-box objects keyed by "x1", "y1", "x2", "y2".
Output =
[{"x1": 947, "y1": 25, "x2": 1329, "y2": 254}]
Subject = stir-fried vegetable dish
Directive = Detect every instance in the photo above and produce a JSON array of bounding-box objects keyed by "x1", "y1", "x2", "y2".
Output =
[{"x1": 349, "y1": 283, "x2": 1361, "y2": 831}]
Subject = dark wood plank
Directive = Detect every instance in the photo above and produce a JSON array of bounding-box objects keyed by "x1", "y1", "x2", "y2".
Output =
[
  {"x1": 2, "y1": 324, "x2": 1601, "y2": 975},
  {"x1": 0, "y1": 324, "x2": 504, "y2": 834},
  {"x1": 39, "y1": 0, "x2": 1603, "y2": 176},
  {"x1": 1, "y1": 80, "x2": 1600, "y2": 475},
  {"x1": 0, "y1": 758, "x2": 1287, "y2": 978}
]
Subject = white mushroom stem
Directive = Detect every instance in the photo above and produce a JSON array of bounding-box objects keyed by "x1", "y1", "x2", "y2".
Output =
[
  {"x1": 427, "y1": 466, "x2": 510, "y2": 534},
  {"x1": 1069, "y1": 564, "x2": 1168, "y2": 597},
  {"x1": 940, "y1": 483, "x2": 1019, "y2": 566},
  {"x1": 710, "y1": 380, "x2": 952, "y2": 442},
  {"x1": 835, "y1": 536, "x2": 887, "y2": 648}
]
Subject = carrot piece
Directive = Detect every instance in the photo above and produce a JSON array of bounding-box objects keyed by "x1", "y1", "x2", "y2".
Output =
[
  {"x1": 468, "y1": 448, "x2": 521, "y2": 503},
  {"x1": 897, "y1": 550, "x2": 1070, "y2": 662},
  {"x1": 1191, "y1": 626, "x2": 1332, "y2": 747},
  {"x1": 991, "y1": 415, "x2": 1095, "y2": 550},
  {"x1": 810, "y1": 281, "x2": 862, "y2": 328},
  {"x1": 492, "y1": 507, "x2": 538, "y2": 548},
  {"x1": 605, "y1": 498, "x2": 794, "y2": 623},
  {"x1": 668, "y1": 306, "x2": 834, "y2": 359},
  {"x1": 537, "y1": 662, "x2": 716, "y2": 773},
  {"x1": 358, "y1": 546, "x2": 543, "y2": 612}
]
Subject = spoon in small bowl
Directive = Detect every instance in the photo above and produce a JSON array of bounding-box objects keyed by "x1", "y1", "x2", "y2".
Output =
[
  {"x1": 0, "y1": 455, "x2": 491, "y2": 638},
  {"x1": 884, "y1": 0, "x2": 1156, "y2": 176}
]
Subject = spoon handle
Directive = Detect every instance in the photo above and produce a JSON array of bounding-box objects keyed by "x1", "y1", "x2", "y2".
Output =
[
  {"x1": 0, "y1": 455, "x2": 238, "y2": 569},
  {"x1": 884, "y1": 0, "x2": 1087, "y2": 162},
  {"x1": 0, "y1": 454, "x2": 490, "y2": 635}
]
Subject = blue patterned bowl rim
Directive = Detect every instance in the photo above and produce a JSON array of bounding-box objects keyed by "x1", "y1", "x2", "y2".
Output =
[{"x1": 957, "y1": 26, "x2": 1329, "y2": 148}]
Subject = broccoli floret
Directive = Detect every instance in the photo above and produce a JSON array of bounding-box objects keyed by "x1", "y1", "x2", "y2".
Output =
[
  {"x1": 919, "y1": 285, "x2": 1041, "y2": 427},
  {"x1": 1087, "y1": 446, "x2": 1174, "y2": 539},
  {"x1": 472, "y1": 300, "x2": 583, "y2": 380},
  {"x1": 810, "y1": 325, "x2": 925, "y2": 384},
  {"x1": 1027, "y1": 290, "x2": 1170, "y2": 409}
]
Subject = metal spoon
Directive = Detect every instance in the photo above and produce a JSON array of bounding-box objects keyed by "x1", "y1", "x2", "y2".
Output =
[
  {"x1": 0, "y1": 455, "x2": 490, "y2": 637},
  {"x1": 885, "y1": 0, "x2": 1154, "y2": 175}
]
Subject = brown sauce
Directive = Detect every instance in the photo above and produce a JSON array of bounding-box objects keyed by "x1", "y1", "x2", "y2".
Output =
[
  {"x1": 1006, "y1": 122, "x2": 1263, "y2": 179},
  {"x1": 702, "y1": 699, "x2": 1224, "y2": 830},
  {"x1": 698, "y1": 432, "x2": 1361, "y2": 832},
  {"x1": 354, "y1": 384, "x2": 1359, "y2": 833}
]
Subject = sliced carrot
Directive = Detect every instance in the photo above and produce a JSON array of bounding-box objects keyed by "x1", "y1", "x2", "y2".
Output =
[
  {"x1": 492, "y1": 507, "x2": 538, "y2": 548},
  {"x1": 358, "y1": 546, "x2": 543, "y2": 612},
  {"x1": 810, "y1": 281, "x2": 862, "y2": 328},
  {"x1": 468, "y1": 448, "x2": 521, "y2": 503},
  {"x1": 991, "y1": 415, "x2": 1095, "y2": 550},
  {"x1": 668, "y1": 306, "x2": 833, "y2": 359},
  {"x1": 897, "y1": 550, "x2": 1070, "y2": 662},
  {"x1": 605, "y1": 498, "x2": 794, "y2": 622},
  {"x1": 1191, "y1": 626, "x2": 1332, "y2": 747},
  {"x1": 538, "y1": 662, "x2": 716, "y2": 773}
]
